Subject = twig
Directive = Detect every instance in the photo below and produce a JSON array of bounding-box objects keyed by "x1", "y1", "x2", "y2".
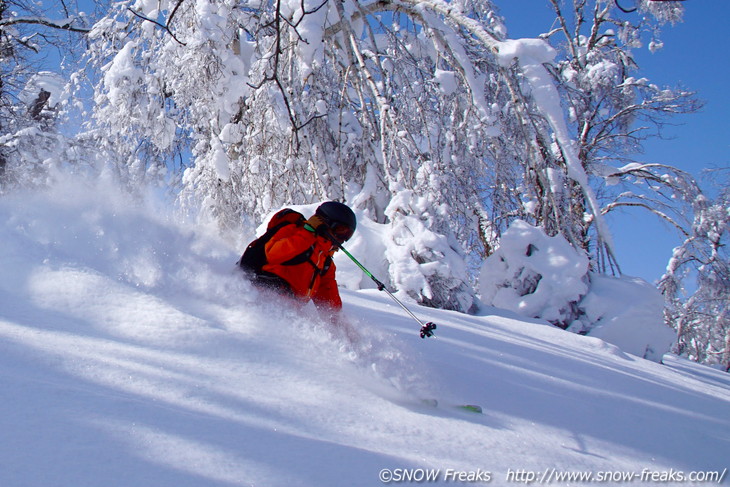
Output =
[{"x1": 127, "y1": 2, "x2": 187, "y2": 46}]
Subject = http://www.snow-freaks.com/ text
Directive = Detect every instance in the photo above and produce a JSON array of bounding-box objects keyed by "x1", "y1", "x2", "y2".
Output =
[{"x1": 377, "y1": 466, "x2": 728, "y2": 484}]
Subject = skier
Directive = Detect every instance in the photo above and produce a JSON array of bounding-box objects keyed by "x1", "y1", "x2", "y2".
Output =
[{"x1": 239, "y1": 201, "x2": 356, "y2": 317}]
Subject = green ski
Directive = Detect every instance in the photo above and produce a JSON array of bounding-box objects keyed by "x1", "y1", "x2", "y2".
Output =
[{"x1": 421, "y1": 399, "x2": 483, "y2": 414}]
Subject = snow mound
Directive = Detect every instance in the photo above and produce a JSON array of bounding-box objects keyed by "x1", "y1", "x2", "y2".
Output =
[{"x1": 576, "y1": 274, "x2": 676, "y2": 362}]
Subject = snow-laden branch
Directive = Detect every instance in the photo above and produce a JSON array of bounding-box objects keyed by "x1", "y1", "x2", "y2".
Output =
[
  {"x1": 325, "y1": 0, "x2": 503, "y2": 120},
  {"x1": 349, "y1": 1, "x2": 623, "y2": 273},
  {"x1": 127, "y1": 1, "x2": 187, "y2": 46},
  {"x1": 0, "y1": 15, "x2": 90, "y2": 33},
  {"x1": 324, "y1": 0, "x2": 502, "y2": 51},
  {"x1": 497, "y1": 37, "x2": 621, "y2": 273},
  {"x1": 399, "y1": 0, "x2": 502, "y2": 50}
]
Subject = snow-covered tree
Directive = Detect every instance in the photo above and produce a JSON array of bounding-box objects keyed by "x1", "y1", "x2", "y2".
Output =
[
  {"x1": 522, "y1": 0, "x2": 699, "y2": 273},
  {"x1": 659, "y1": 170, "x2": 730, "y2": 370},
  {"x1": 83, "y1": 0, "x2": 513, "y2": 311},
  {"x1": 2, "y1": 71, "x2": 72, "y2": 188},
  {"x1": 82, "y1": 0, "x2": 700, "y2": 314},
  {"x1": 0, "y1": 0, "x2": 91, "y2": 191},
  {"x1": 473, "y1": 0, "x2": 701, "y2": 323}
]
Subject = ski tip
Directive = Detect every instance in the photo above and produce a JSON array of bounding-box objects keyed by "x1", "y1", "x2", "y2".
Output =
[{"x1": 457, "y1": 404, "x2": 483, "y2": 414}]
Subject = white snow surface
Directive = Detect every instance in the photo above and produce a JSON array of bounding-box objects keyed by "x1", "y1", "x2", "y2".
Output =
[{"x1": 1, "y1": 176, "x2": 728, "y2": 487}]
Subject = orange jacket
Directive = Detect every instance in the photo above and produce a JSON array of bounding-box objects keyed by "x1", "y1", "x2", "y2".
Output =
[{"x1": 261, "y1": 223, "x2": 342, "y2": 310}]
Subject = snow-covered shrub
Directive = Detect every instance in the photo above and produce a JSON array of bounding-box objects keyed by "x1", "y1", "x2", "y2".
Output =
[
  {"x1": 479, "y1": 220, "x2": 589, "y2": 327},
  {"x1": 0, "y1": 73, "x2": 70, "y2": 191},
  {"x1": 385, "y1": 190, "x2": 475, "y2": 313}
]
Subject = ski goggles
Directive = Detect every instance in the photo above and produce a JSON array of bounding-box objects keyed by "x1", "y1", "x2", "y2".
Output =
[{"x1": 329, "y1": 222, "x2": 354, "y2": 243}]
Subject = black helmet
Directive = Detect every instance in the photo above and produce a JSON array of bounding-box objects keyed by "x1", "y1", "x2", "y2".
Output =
[{"x1": 315, "y1": 201, "x2": 356, "y2": 243}]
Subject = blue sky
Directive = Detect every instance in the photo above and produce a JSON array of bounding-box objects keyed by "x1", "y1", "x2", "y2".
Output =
[{"x1": 498, "y1": 0, "x2": 729, "y2": 284}]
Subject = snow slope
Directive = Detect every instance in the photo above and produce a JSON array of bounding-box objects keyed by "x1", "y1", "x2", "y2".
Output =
[{"x1": 1, "y1": 176, "x2": 728, "y2": 487}]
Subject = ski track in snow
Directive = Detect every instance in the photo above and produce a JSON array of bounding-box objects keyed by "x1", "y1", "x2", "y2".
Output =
[{"x1": 0, "y1": 179, "x2": 728, "y2": 487}]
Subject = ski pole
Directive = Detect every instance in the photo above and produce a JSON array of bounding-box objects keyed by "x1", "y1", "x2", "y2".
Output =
[{"x1": 331, "y1": 238, "x2": 437, "y2": 339}]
